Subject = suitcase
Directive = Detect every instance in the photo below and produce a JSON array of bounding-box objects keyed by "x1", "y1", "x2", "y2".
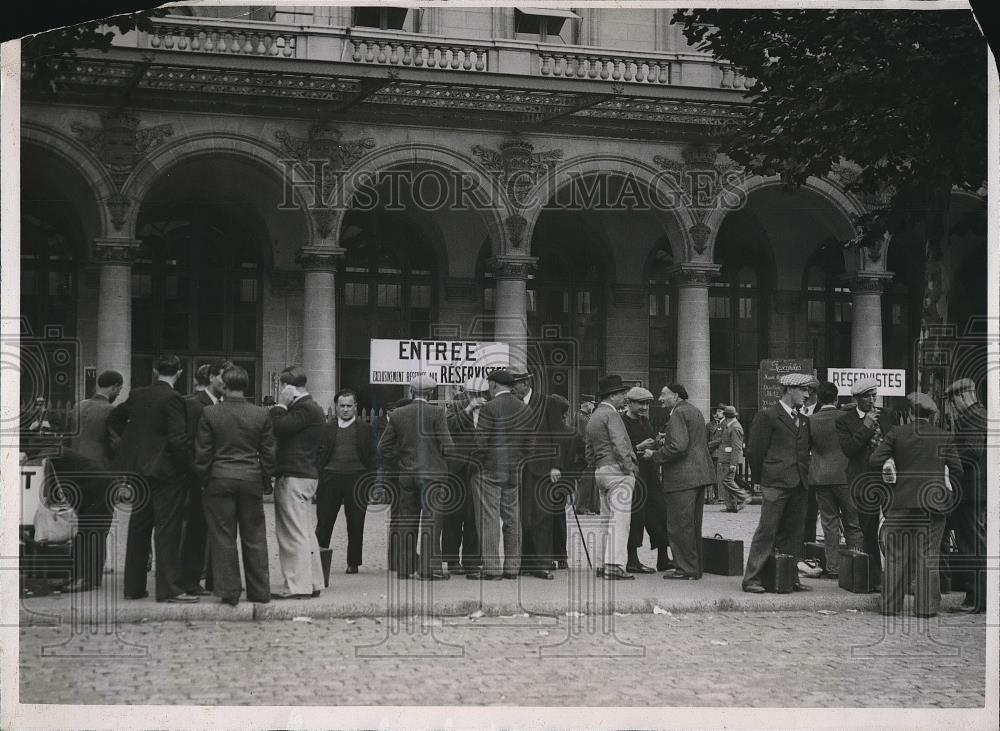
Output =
[
  {"x1": 761, "y1": 553, "x2": 797, "y2": 593},
  {"x1": 20, "y1": 526, "x2": 73, "y2": 582},
  {"x1": 838, "y1": 549, "x2": 878, "y2": 593},
  {"x1": 803, "y1": 541, "x2": 827, "y2": 572},
  {"x1": 702, "y1": 533, "x2": 744, "y2": 576}
]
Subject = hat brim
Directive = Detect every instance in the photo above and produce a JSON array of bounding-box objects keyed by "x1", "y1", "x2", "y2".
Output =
[{"x1": 597, "y1": 385, "x2": 630, "y2": 398}]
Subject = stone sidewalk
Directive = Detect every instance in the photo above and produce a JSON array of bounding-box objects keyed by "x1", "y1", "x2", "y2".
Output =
[{"x1": 20, "y1": 499, "x2": 965, "y2": 624}]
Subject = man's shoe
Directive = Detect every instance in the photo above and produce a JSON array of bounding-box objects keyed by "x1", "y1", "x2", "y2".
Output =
[
  {"x1": 947, "y1": 605, "x2": 976, "y2": 613},
  {"x1": 165, "y1": 593, "x2": 200, "y2": 604},
  {"x1": 501, "y1": 573, "x2": 518, "y2": 580},
  {"x1": 525, "y1": 570, "x2": 554, "y2": 580},
  {"x1": 186, "y1": 586, "x2": 211, "y2": 596},
  {"x1": 272, "y1": 592, "x2": 312, "y2": 600},
  {"x1": 742, "y1": 583, "x2": 766, "y2": 594},
  {"x1": 61, "y1": 579, "x2": 95, "y2": 593},
  {"x1": 556, "y1": 560, "x2": 569, "y2": 570},
  {"x1": 221, "y1": 597, "x2": 239, "y2": 607},
  {"x1": 418, "y1": 572, "x2": 450, "y2": 581},
  {"x1": 602, "y1": 566, "x2": 635, "y2": 581},
  {"x1": 663, "y1": 571, "x2": 699, "y2": 580},
  {"x1": 626, "y1": 562, "x2": 656, "y2": 575},
  {"x1": 791, "y1": 582, "x2": 812, "y2": 592},
  {"x1": 449, "y1": 565, "x2": 467, "y2": 575},
  {"x1": 124, "y1": 591, "x2": 149, "y2": 601},
  {"x1": 346, "y1": 566, "x2": 358, "y2": 574},
  {"x1": 914, "y1": 611, "x2": 938, "y2": 618},
  {"x1": 311, "y1": 590, "x2": 321, "y2": 598}
]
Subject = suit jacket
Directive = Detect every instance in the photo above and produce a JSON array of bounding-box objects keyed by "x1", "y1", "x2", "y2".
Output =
[
  {"x1": 651, "y1": 400, "x2": 715, "y2": 492},
  {"x1": 521, "y1": 390, "x2": 554, "y2": 478},
  {"x1": 194, "y1": 396, "x2": 277, "y2": 485},
  {"x1": 184, "y1": 391, "x2": 215, "y2": 442},
  {"x1": 447, "y1": 406, "x2": 481, "y2": 476},
  {"x1": 474, "y1": 391, "x2": 530, "y2": 476},
  {"x1": 835, "y1": 407, "x2": 897, "y2": 495},
  {"x1": 69, "y1": 394, "x2": 116, "y2": 468},
  {"x1": 745, "y1": 403, "x2": 811, "y2": 490},
  {"x1": 107, "y1": 380, "x2": 190, "y2": 481},
  {"x1": 869, "y1": 420, "x2": 963, "y2": 513},
  {"x1": 585, "y1": 402, "x2": 637, "y2": 475},
  {"x1": 953, "y1": 402, "x2": 987, "y2": 504},
  {"x1": 706, "y1": 418, "x2": 725, "y2": 460},
  {"x1": 808, "y1": 406, "x2": 850, "y2": 486},
  {"x1": 623, "y1": 413, "x2": 660, "y2": 488},
  {"x1": 378, "y1": 398, "x2": 454, "y2": 477},
  {"x1": 316, "y1": 419, "x2": 374, "y2": 474},
  {"x1": 270, "y1": 394, "x2": 325, "y2": 479},
  {"x1": 718, "y1": 419, "x2": 744, "y2": 468}
]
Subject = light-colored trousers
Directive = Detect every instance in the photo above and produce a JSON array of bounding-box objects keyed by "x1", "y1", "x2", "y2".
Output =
[
  {"x1": 274, "y1": 476, "x2": 324, "y2": 594},
  {"x1": 595, "y1": 465, "x2": 635, "y2": 568},
  {"x1": 474, "y1": 470, "x2": 521, "y2": 577}
]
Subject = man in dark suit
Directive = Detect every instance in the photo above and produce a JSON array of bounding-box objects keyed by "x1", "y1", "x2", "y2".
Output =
[
  {"x1": 315, "y1": 388, "x2": 373, "y2": 574},
  {"x1": 443, "y1": 377, "x2": 487, "y2": 575},
  {"x1": 870, "y1": 392, "x2": 963, "y2": 617},
  {"x1": 178, "y1": 360, "x2": 229, "y2": 596},
  {"x1": 622, "y1": 386, "x2": 670, "y2": 574},
  {"x1": 469, "y1": 369, "x2": 529, "y2": 580},
  {"x1": 270, "y1": 365, "x2": 326, "y2": 599},
  {"x1": 68, "y1": 370, "x2": 123, "y2": 468},
  {"x1": 107, "y1": 354, "x2": 196, "y2": 603},
  {"x1": 645, "y1": 383, "x2": 715, "y2": 580},
  {"x1": 944, "y1": 378, "x2": 987, "y2": 614},
  {"x1": 836, "y1": 377, "x2": 896, "y2": 588},
  {"x1": 378, "y1": 375, "x2": 455, "y2": 580},
  {"x1": 742, "y1": 373, "x2": 815, "y2": 593}
]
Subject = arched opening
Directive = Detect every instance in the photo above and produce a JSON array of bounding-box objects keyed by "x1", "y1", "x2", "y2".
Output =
[{"x1": 802, "y1": 239, "x2": 852, "y2": 373}]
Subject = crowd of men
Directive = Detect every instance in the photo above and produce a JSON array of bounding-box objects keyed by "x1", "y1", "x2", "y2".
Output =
[{"x1": 25, "y1": 356, "x2": 988, "y2": 617}]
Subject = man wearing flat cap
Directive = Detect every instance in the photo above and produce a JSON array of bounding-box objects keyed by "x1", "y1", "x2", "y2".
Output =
[
  {"x1": 944, "y1": 378, "x2": 987, "y2": 613},
  {"x1": 742, "y1": 373, "x2": 816, "y2": 593},
  {"x1": 378, "y1": 375, "x2": 454, "y2": 580},
  {"x1": 836, "y1": 377, "x2": 897, "y2": 588},
  {"x1": 442, "y1": 377, "x2": 488, "y2": 575},
  {"x1": 870, "y1": 392, "x2": 963, "y2": 617},
  {"x1": 622, "y1": 386, "x2": 671, "y2": 574},
  {"x1": 470, "y1": 368, "x2": 531, "y2": 579},
  {"x1": 718, "y1": 405, "x2": 750, "y2": 513},
  {"x1": 586, "y1": 375, "x2": 639, "y2": 580}
]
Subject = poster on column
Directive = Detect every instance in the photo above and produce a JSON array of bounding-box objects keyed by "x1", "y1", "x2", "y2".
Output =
[
  {"x1": 758, "y1": 359, "x2": 814, "y2": 411},
  {"x1": 827, "y1": 367, "x2": 906, "y2": 397},
  {"x1": 369, "y1": 339, "x2": 510, "y2": 385}
]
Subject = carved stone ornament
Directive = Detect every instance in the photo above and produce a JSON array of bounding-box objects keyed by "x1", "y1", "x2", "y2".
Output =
[
  {"x1": 275, "y1": 121, "x2": 375, "y2": 174},
  {"x1": 489, "y1": 256, "x2": 536, "y2": 280},
  {"x1": 653, "y1": 144, "x2": 743, "y2": 212},
  {"x1": 312, "y1": 209, "x2": 337, "y2": 240},
  {"x1": 849, "y1": 272, "x2": 894, "y2": 294},
  {"x1": 105, "y1": 191, "x2": 132, "y2": 232},
  {"x1": 472, "y1": 138, "x2": 563, "y2": 207},
  {"x1": 270, "y1": 269, "x2": 304, "y2": 296},
  {"x1": 505, "y1": 214, "x2": 528, "y2": 250},
  {"x1": 667, "y1": 263, "x2": 719, "y2": 288},
  {"x1": 93, "y1": 238, "x2": 141, "y2": 265},
  {"x1": 688, "y1": 221, "x2": 711, "y2": 255},
  {"x1": 831, "y1": 162, "x2": 895, "y2": 212},
  {"x1": 296, "y1": 246, "x2": 345, "y2": 272},
  {"x1": 71, "y1": 110, "x2": 174, "y2": 188}
]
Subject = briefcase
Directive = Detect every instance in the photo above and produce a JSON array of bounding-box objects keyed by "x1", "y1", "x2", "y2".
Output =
[
  {"x1": 803, "y1": 541, "x2": 827, "y2": 572},
  {"x1": 21, "y1": 526, "x2": 73, "y2": 582},
  {"x1": 702, "y1": 533, "x2": 744, "y2": 576},
  {"x1": 761, "y1": 553, "x2": 796, "y2": 593},
  {"x1": 838, "y1": 549, "x2": 878, "y2": 593}
]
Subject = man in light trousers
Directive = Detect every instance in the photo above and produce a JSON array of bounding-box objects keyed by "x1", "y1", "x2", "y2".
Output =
[{"x1": 585, "y1": 375, "x2": 637, "y2": 581}]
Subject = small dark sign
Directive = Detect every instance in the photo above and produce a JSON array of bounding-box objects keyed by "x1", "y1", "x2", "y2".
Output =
[{"x1": 758, "y1": 359, "x2": 814, "y2": 411}]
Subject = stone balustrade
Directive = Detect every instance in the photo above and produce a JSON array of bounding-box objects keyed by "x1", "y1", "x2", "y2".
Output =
[
  {"x1": 349, "y1": 34, "x2": 489, "y2": 71},
  {"x1": 145, "y1": 18, "x2": 300, "y2": 58},
  {"x1": 719, "y1": 64, "x2": 755, "y2": 90},
  {"x1": 538, "y1": 50, "x2": 671, "y2": 84}
]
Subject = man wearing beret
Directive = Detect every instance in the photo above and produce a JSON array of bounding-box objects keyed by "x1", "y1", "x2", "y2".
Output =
[
  {"x1": 742, "y1": 373, "x2": 815, "y2": 593},
  {"x1": 378, "y1": 375, "x2": 454, "y2": 580},
  {"x1": 470, "y1": 368, "x2": 530, "y2": 580},
  {"x1": 622, "y1": 386, "x2": 671, "y2": 574},
  {"x1": 944, "y1": 378, "x2": 988, "y2": 614},
  {"x1": 718, "y1": 405, "x2": 750, "y2": 513},
  {"x1": 870, "y1": 392, "x2": 963, "y2": 617},
  {"x1": 836, "y1": 377, "x2": 897, "y2": 589}
]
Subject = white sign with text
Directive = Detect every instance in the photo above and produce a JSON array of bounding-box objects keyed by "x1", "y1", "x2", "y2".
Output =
[
  {"x1": 828, "y1": 367, "x2": 907, "y2": 397},
  {"x1": 369, "y1": 339, "x2": 510, "y2": 385}
]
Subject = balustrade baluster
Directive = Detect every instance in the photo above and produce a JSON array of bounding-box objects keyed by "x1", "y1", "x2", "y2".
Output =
[
  {"x1": 635, "y1": 62, "x2": 647, "y2": 83},
  {"x1": 474, "y1": 49, "x2": 485, "y2": 71},
  {"x1": 204, "y1": 32, "x2": 216, "y2": 52},
  {"x1": 413, "y1": 45, "x2": 425, "y2": 67},
  {"x1": 624, "y1": 60, "x2": 636, "y2": 82},
  {"x1": 659, "y1": 64, "x2": 670, "y2": 84},
  {"x1": 462, "y1": 47, "x2": 473, "y2": 71},
  {"x1": 401, "y1": 44, "x2": 412, "y2": 65},
  {"x1": 190, "y1": 32, "x2": 203, "y2": 51},
  {"x1": 284, "y1": 37, "x2": 295, "y2": 58},
  {"x1": 243, "y1": 34, "x2": 255, "y2": 54},
  {"x1": 600, "y1": 59, "x2": 611, "y2": 80},
  {"x1": 376, "y1": 42, "x2": 388, "y2": 63},
  {"x1": 163, "y1": 33, "x2": 175, "y2": 50},
  {"x1": 611, "y1": 59, "x2": 622, "y2": 81},
  {"x1": 539, "y1": 54, "x2": 551, "y2": 76},
  {"x1": 365, "y1": 42, "x2": 376, "y2": 63},
  {"x1": 586, "y1": 56, "x2": 599, "y2": 79},
  {"x1": 450, "y1": 47, "x2": 462, "y2": 69},
  {"x1": 150, "y1": 33, "x2": 162, "y2": 50},
  {"x1": 575, "y1": 56, "x2": 588, "y2": 79},
  {"x1": 351, "y1": 40, "x2": 363, "y2": 62},
  {"x1": 176, "y1": 32, "x2": 189, "y2": 51}
]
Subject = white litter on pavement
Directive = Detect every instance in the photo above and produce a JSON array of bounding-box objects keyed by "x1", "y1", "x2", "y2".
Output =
[
  {"x1": 817, "y1": 610, "x2": 837, "y2": 615},
  {"x1": 292, "y1": 616, "x2": 312, "y2": 623},
  {"x1": 653, "y1": 606, "x2": 670, "y2": 615}
]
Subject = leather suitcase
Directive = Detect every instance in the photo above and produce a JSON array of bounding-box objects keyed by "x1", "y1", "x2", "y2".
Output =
[
  {"x1": 838, "y1": 549, "x2": 878, "y2": 593},
  {"x1": 702, "y1": 533, "x2": 744, "y2": 576},
  {"x1": 762, "y1": 553, "x2": 796, "y2": 593},
  {"x1": 803, "y1": 541, "x2": 827, "y2": 572}
]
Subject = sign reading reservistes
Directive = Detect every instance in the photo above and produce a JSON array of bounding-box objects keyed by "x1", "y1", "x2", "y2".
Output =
[
  {"x1": 369, "y1": 339, "x2": 510, "y2": 385},
  {"x1": 827, "y1": 367, "x2": 906, "y2": 397}
]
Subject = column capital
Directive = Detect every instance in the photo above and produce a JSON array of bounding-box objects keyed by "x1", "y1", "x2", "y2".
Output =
[
  {"x1": 846, "y1": 270, "x2": 894, "y2": 294},
  {"x1": 93, "y1": 238, "x2": 141, "y2": 265},
  {"x1": 666, "y1": 263, "x2": 721, "y2": 288},
  {"x1": 296, "y1": 246, "x2": 346, "y2": 272},
  {"x1": 489, "y1": 255, "x2": 537, "y2": 280}
]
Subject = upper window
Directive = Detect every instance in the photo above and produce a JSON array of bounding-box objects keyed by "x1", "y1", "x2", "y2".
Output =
[
  {"x1": 353, "y1": 7, "x2": 409, "y2": 30},
  {"x1": 514, "y1": 8, "x2": 580, "y2": 43}
]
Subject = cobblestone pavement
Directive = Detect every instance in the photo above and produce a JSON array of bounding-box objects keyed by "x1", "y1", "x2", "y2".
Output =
[{"x1": 19, "y1": 612, "x2": 986, "y2": 707}]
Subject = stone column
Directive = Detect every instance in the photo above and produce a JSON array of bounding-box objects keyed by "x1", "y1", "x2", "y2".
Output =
[
  {"x1": 490, "y1": 256, "x2": 536, "y2": 369},
  {"x1": 849, "y1": 271, "x2": 894, "y2": 369},
  {"x1": 94, "y1": 238, "x2": 140, "y2": 400},
  {"x1": 668, "y1": 263, "x2": 720, "y2": 419},
  {"x1": 297, "y1": 246, "x2": 344, "y2": 413}
]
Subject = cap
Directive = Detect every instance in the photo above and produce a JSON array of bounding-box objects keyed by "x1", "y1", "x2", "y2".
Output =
[
  {"x1": 626, "y1": 386, "x2": 654, "y2": 402},
  {"x1": 779, "y1": 373, "x2": 816, "y2": 388},
  {"x1": 723, "y1": 405, "x2": 738, "y2": 417},
  {"x1": 850, "y1": 378, "x2": 880, "y2": 397},
  {"x1": 487, "y1": 368, "x2": 515, "y2": 386},
  {"x1": 408, "y1": 375, "x2": 438, "y2": 392},
  {"x1": 714, "y1": 403, "x2": 727, "y2": 411},
  {"x1": 508, "y1": 366, "x2": 532, "y2": 383},
  {"x1": 907, "y1": 391, "x2": 939, "y2": 415},
  {"x1": 463, "y1": 376, "x2": 489, "y2": 394},
  {"x1": 945, "y1": 378, "x2": 976, "y2": 398}
]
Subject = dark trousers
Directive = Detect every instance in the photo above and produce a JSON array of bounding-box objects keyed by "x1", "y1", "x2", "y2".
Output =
[
  {"x1": 71, "y1": 474, "x2": 114, "y2": 588},
  {"x1": 123, "y1": 477, "x2": 187, "y2": 601},
  {"x1": 948, "y1": 501, "x2": 987, "y2": 610},
  {"x1": 663, "y1": 486, "x2": 706, "y2": 577},
  {"x1": 442, "y1": 469, "x2": 481, "y2": 570},
  {"x1": 316, "y1": 470, "x2": 367, "y2": 568},
  {"x1": 178, "y1": 481, "x2": 210, "y2": 593},
  {"x1": 551, "y1": 484, "x2": 568, "y2": 564},
  {"x1": 574, "y1": 467, "x2": 598, "y2": 513},
  {"x1": 629, "y1": 474, "x2": 670, "y2": 552},
  {"x1": 519, "y1": 468, "x2": 557, "y2": 571},
  {"x1": 803, "y1": 485, "x2": 819, "y2": 543},
  {"x1": 857, "y1": 509, "x2": 884, "y2": 585},
  {"x1": 390, "y1": 475, "x2": 445, "y2": 577},
  {"x1": 883, "y1": 510, "x2": 947, "y2": 615},
  {"x1": 743, "y1": 485, "x2": 807, "y2": 587},
  {"x1": 203, "y1": 478, "x2": 270, "y2": 603}
]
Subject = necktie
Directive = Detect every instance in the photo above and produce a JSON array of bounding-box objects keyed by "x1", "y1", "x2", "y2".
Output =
[
  {"x1": 792, "y1": 407, "x2": 801, "y2": 429},
  {"x1": 869, "y1": 416, "x2": 883, "y2": 450}
]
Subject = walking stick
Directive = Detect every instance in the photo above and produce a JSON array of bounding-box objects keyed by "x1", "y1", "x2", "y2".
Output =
[{"x1": 570, "y1": 478, "x2": 593, "y2": 570}]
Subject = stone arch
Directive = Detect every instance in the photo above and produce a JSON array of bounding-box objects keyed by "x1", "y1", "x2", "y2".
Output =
[
  {"x1": 333, "y1": 142, "x2": 509, "y2": 257},
  {"x1": 123, "y1": 131, "x2": 315, "y2": 242},
  {"x1": 522, "y1": 154, "x2": 698, "y2": 263},
  {"x1": 21, "y1": 121, "x2": 118, "y2": 238}
]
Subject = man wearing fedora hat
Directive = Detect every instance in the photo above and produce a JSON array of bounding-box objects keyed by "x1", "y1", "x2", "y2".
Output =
[
  {"x1": 585, "y1": 375, "x2": 638, "y2": 580},
  {"x1": 705, "y1": 403, "x2": 727, "y2": 504},
  {"x1": 718, "y1": 405, "x2": 750, "y2": 513},
  {"x1": 378, "y1": 375, "x2": 454, "y2": 580},
  {"x1": 944, "y1": 377, "x2": 988, "y2": 614}
]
